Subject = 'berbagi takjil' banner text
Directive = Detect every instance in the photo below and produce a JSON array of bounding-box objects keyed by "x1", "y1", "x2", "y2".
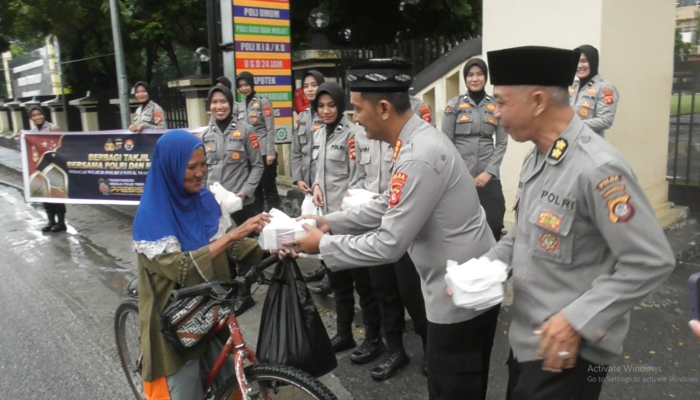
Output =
[{"x1": 19, "y1": 129, "x2": 204, "y2": 205}]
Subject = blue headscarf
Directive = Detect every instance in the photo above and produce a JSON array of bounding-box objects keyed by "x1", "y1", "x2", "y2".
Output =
[{"x1": 133, "y1": 130, "x2": 221, "y2": 252}]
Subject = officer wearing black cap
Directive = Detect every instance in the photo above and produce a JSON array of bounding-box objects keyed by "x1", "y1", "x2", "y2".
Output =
[
  {"x1": 483, "y1": 46, "x2": 674, "y2": 399},
  {"x1": 129, "y1": 82, "x2": 167, "y2": 132},
  {"x1": 236, "y1": 71, "x2": 280, "y2": 214},
  {"x1": 442, "y1": 57, "x2": 508, "y2": 241},
  {"x1": 568, "y1": 45, "x2": 619, "y2": 138},
  {"x1": 288, "y1": 59, "x2": 497, "y2": 399},
  {"x1": 352, "y1": 113, "x2": 429, "y2": 381}
]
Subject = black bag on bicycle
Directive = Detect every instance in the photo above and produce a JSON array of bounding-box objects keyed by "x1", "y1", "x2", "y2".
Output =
[{"x1": 257, "y1": 258, "x2": 337, "y2": 377}]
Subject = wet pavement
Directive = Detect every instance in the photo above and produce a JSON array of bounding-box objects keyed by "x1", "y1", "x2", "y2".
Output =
[{"x1": 1, "y1": 145, "x2": 700, "y2": 399}]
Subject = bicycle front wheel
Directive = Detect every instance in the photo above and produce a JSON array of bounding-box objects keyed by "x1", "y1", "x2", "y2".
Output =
[
  {"x1": 214, "y1": 363, "x2": 338, "y2": 400},
  {"x1": 114, "y1": 299, "x2": 145, "y2": 400}
]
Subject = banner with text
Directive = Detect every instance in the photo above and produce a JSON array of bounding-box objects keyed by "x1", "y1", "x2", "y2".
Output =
[
  {"x1": 233, "y1": 0, "x2": 293, "y2": 144},
  {"x1": 20, "y1": 130, "x2": 168, "y2": 205}
]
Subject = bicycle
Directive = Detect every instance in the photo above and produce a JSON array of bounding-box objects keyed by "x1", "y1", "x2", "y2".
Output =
[{"x1": 114, "y1": 254, "x2": 338, "y2": 400}]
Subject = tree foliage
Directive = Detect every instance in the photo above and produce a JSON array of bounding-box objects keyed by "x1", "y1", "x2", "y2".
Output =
[
  {"x1": 0, "y1": 0, "x2": 480, "y2": 96},
  {"x1": 290, "y1": 0, "x2": 480, "y2": 49}
]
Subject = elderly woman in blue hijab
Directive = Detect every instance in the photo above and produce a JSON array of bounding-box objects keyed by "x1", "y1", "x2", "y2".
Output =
[{"x1": 132, "y1": 130, "x2": 268, "y2": 400}]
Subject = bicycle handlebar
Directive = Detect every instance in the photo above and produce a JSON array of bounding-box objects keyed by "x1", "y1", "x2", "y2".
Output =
[{"x1": 170, "y1": 254, "x2": 280, "y2": 301}]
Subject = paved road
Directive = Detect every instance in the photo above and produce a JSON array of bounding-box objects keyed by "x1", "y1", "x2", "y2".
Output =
[{"x1": 0, "y1": 160, "x2": 699, "y2": 399}]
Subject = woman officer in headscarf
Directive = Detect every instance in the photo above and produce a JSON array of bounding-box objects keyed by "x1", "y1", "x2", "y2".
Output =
[
  {"x1": 310, "y1": 82, "x2": 384, "y2": 364},
  {"x1": 441, "y1": 58, "x2": 508, "y2": 242},
  {"x1": 129, "y1": 81, "x2": 167, "y2": 132},
  {"x1": 28, "y1": 105, "x2": 67, "y2": 232}
]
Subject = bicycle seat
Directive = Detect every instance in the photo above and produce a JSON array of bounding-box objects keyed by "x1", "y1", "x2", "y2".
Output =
[{"x1": 126, "y1": 278, "x2": 139, "y2": 298}]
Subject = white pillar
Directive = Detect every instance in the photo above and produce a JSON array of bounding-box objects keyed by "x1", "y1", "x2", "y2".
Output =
[{"x1": 482, "y1": 0, "x2": 681, "y2": 227}]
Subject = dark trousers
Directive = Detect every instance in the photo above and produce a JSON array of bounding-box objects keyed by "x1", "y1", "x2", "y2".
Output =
[
  {"x1": 476, "y1": 179, "x2": 506, "y2": 241},
  {"x1": 328, "y1": 267, "x2": 382, "y2": 339},
  {"x1": 368, "y1": 253, "x2": 427, "y2": 350},
  {"x1": 427, "y1": 304, "x2": 500, "y2": 400},
  {"x1": 253, "y1": 154, "x2": 280, "y2": 214},
  {"x1": 506, "y1": 351, "x2": 607, "y2": 400},
  {"x1": 43, "y1": 203, "x2": 66, "y2": 220}
]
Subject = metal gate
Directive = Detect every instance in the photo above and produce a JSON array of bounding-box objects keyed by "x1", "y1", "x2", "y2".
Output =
[
  {"x1": 149, "y1": 85, "x2": 188, "y2": 129},
  {"x1": 669, "y1": 71, "x2": 700, "y2": 214}
]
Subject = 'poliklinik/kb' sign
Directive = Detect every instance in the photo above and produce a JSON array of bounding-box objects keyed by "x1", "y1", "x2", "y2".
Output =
[{"x1": 233, "y1": 0, "x2": 292, "y2": 144}]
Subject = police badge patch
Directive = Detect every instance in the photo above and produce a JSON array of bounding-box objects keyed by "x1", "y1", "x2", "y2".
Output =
[
  {"x1": 539, "y1": 232, "x2": 560, "y2": 252},
  {"x1": 606, "y1": 195, "x2": 635, "y2": 223}
]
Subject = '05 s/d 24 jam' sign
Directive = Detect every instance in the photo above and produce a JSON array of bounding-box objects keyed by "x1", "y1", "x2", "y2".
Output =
[{"x1": 20, "y1": 130, "x2": 163, "y2": 205}]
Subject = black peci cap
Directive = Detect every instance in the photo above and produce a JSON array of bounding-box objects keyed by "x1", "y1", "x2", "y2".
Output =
[
  {"x1": 487, "y1": 46, "x2": 579, "y2": 88},
  {"x1": 346, "y1": 59, "x2": 413, "y2": 93}
]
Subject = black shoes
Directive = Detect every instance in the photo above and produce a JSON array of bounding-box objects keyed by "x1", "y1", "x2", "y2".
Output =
[
  {"x1": 309, "y1": 274, "x2": 332, "y2": 295},
  {"x1": 50, "y1": 222, "x2": 67, "y2": 232},
  {"x1": 233, "y1": 297, "x2": 255, "y2": 316},
  {"x1": 349, "y1": 337, "x2": 386, "y2": 365},
  {"x1": 370, "y1": 348, "x2": 410, "y2": 381},
  {"x1": 41, "y1": 222, "x2": 55, "y2": 232},
  {"x1": 42, "y1": 222, "x2": 66, "y2": 232},
  {"x1": 303, "y1": 265, "x2": 326, "y2": 282},
  {"x1": 330, "y1": 335, "x2": 356, "y2": 353}
]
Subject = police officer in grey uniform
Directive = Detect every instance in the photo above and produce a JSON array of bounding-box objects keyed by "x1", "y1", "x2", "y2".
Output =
[
  {"x1": 200, "y1": 85, "x2": 264, "y2": 316},
  {"x1": 569, "y1": 45, "x2": 619, "y2": 138},
  {"x1": 353, "y1": 126, "x2": 428, "y2": 380},
  {"x1": 129, "y1": 81, "x2": 167, "y2": 132},
  {"x1": 442, "y1": 58, "x2": 508, "y2": 241},
  {"x1": 310, "y1": 82, "x2": 383, "y2": 362},
  {"x1": 289, "y1": 60, "x2": 498, "y2": 400},
  {"x1": 410, "y1": 95, "x2": 435, "y2": 127},
  {"x1": 291, "y1": 70, "x2": 332, "y2": 291},
  {"x1": 484, "y1": 46, "x2": 675, "y2": 400},
  {"x1": 27, "y1": 105, "x2": 68, "y2": 233},
  {"x1": 236, "y1": 72, "x2": 280, "y2": 214},
  {"x1": 292, "y1": 70, "x2": 325, "y2": 195}
]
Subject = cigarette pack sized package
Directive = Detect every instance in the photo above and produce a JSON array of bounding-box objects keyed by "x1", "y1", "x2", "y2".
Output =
[
  {"x1": 444, "y1": 257, "x2": 508, "y2": 310},
  {"x1": 341, "y1": 189, "x2": 380, "y2": 211},
  {"x1": 259, "y1": 209, "x2": 317, "y2": 251}
]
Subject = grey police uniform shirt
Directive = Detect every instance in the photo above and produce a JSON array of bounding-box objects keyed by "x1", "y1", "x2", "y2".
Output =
[
  {"x1": 569, "y1": 75, "x2": 619, "y2": 137},
  {"x1": 311, "y1": 115, "x2": 360, "y2": 215},
  {"x1": 353, "y1": 128, "x2": 393, "y2": 194},
  {"x1": 291, "y1": 108, "x2": 323, "y2": 185},
  {"x1": 201, "y1": 118, "x2": 264, "y2": 206},
  {"x1": 410, "y1": 95, "x2": 436, "y2": 128},
  {"x1": 134, "y1": 101, "x2": 167, "y2": 129},
  {"x1": 483, "y1": 115, "x2": 675, "y2": 366},
  {"x1": 33, "y1": 121, "x2": 58, "y2": 132},
  {"x1": 237, "y1": 95, "x2": 276, "y2": 156},
  {"x1": 442, "y1": 94, "x2": 508, "y2": 179},
  {"x1": 319, "y1": 114, "x2": 496, "y2": 324}
]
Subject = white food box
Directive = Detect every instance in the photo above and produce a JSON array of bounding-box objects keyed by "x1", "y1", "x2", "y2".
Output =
[{"x1": 259, "y1": 208, "x2": 317, "y2": 250}]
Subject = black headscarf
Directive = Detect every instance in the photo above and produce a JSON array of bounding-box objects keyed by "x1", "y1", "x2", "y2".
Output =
[
  {"x1": 312, "y1": 82, "x2": 346, "y2": 134},
  {"x1": 208, "y1": 86, "x2": 235, "y2": 133},
  {"x1": 27, "y1": 105, "x2": 45, "y2": 129},
  {"x1": 463, "y1": 58, "x2": 488, "y2": 105},
  {"x1": 207, "y1": 86, "x2": 234, "y2": 133},
  {"x1": 236, "y1": 72, "x2": 256, "y2": 106},
  {"x1": 303, "y1": 70, "x2": 326, "y2": 113},
  {"x1": 574, "y1": 45, "x2": 599, "y2": 88},
  {"x1": 133, "y1": 81, "x2": 151, "y2": 104},
  {"x1": 215, "y1": 76, "x2": 232, "y2": 91}
]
